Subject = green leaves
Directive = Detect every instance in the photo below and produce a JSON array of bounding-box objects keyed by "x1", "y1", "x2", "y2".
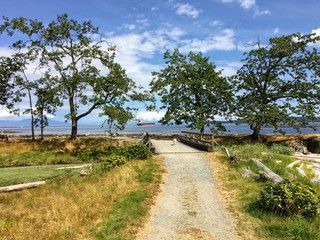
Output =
[
  {"x1": 151, "y1": 48, "x2": 233, "y2": 133},
  {"x1": 233, "y1": 33, "x2": 320, "y2": 139},
  {"x1": 258, "y1": 181, "x2": 319, "y2": 219},
  {"x1": 1, "y1": 14, "x2": 154, "y2": 139}
]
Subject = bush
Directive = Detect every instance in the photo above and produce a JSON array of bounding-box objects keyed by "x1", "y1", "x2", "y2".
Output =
[
  {"x1": 118, "y1": 144, "x2": 152, "y2": 160},
  {"x1": 100, "y1": 154, "x2": 127, "y2": 172},
  {"x1": 257, "y1": 181, "x2": 319, "y2": 219}
]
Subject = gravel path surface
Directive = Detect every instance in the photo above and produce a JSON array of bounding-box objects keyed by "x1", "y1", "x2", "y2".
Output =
[{"x1": 137, "y1": 152, "x2": 238, "y2": 240}]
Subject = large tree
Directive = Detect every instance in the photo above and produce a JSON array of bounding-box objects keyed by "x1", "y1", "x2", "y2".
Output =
[
  {"x1": 0, "y1": 55, "x2": 24, "y2": 112},
  {"x1": 150, "y1": 49, "x2": 233, "y2": 133},
  {"x1": 1, "y1": 14, "x2": 153, "y2": 139},
  {"x1": 232, "y1": 33, "x2": 320, "y2": 139}
]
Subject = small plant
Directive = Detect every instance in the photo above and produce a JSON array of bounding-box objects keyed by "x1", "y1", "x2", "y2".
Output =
[
  {"x1": 257, "y1": 181, "x2": 319, "y2": 219},
  {"x1": 100, "y1": 154, "x2": 127, "y2": 172},
  {"x1": 117, "y1": 144, "x2": 152, "y2": 160},
  {"x1": 288, "y1": 216, "x2": 320, "y2": 240},
  {"x1": 270, "y1": 144, "x2": 294, "y2": 155}
]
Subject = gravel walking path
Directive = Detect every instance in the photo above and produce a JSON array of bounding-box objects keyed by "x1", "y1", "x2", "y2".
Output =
[{"x1": 137, "y1": 152, "x2": 238, "y2": 240}]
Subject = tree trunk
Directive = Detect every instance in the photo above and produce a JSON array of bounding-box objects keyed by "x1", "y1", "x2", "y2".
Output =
[
  {"x1": 27, "y1": 88, "x2": 35, "y2": 141},
  {"x1": 71, "y1": 118, "x2": 78, "y2": 140},
  {"x1": 40, "y1": 108, "x2": 44, "y2": 141},
  {"x1": 69, "y1": 93, "x2": 78, "y2": 140},
  {"x1": 200, "y1": 127, "x2": 204, "y2": 133},
  {"x1": 251, "y1": 124, "x2": 261, "y2": 140}
]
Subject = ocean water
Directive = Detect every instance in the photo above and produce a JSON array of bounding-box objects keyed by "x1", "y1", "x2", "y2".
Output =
[{"x1": 1, "y1": 123, "x2": 320, "y2": 136}]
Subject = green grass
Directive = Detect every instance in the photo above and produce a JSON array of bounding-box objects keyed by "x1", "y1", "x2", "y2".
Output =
[
  {"x1": 0, "y1": 164, "x2": 87, "y2": 187},
  {"x1": 91, "y1": 158, "x2": 162, "y2": 240},
  {"x1": 216, "y1": 142, "x2": 320, "y2": 240}
]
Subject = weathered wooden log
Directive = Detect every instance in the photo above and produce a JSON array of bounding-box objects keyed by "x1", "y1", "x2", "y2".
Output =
[
  {"x1": 296, "y1": 164, "x2": 307, "y2": 178},
  {"x1": 0, "y1": 181, "x2": 46, "y2": 193},
  {"x1": 251, "y1": 158, "x2": 284, "y2": 183}
]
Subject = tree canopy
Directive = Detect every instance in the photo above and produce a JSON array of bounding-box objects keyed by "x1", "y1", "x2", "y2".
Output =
[
  {"x1": 1, "y1": 14, "x2": 153, "y2": 139},
  {"x1": 150, "y1": 49, "x2": 233, "y2": 133},
  {"x1": 232, "y1": 33, "x2": 320, "y2": 139}
]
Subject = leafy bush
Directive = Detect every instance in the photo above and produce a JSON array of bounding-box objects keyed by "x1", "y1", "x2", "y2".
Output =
[
  {"x1": 257, "y1": 181, "x2": 319, "y2": 218},
  {"x1": 100, "y1": 154, "x2": 127, "y2": 172},
  {"x1": 117, "y1": 144, "x2": 152, "y2": 160}
]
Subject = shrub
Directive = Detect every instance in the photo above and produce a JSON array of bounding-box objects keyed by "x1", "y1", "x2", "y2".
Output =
[
  {"x1": 257, "y1": 181, "x2": 319, "y2": 219},
  {"x1": 118, "y1": 144, "x2": 152, "y2": 160},
  {"x1": 100, "y1": 154, "x2": 127, "y2": 172}
]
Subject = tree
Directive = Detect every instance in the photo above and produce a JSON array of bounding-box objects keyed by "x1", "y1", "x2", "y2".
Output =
[
  {"x1": 34, "y1": 75, "x2": 62, "y2": 140},
  {"x1": 150, "y1": 49, "x2": 233, "y2": 133},
  {"x1": 1, "y1": 14, "x2": 153, "y2": 139},
  {"x1": 0, "y1": 56, "x2": 24, "y2": 112},
  {"x1": 232, "y1": 33, "x2": 320, "y2": 139}
]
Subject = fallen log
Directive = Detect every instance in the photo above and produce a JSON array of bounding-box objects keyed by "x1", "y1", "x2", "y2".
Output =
[
  {"x1": 0, "y1": 181, "x2": 46, "y2": 193},
  {"x1": 251, "y1": 158, "x2": 284, "y2": 183}
]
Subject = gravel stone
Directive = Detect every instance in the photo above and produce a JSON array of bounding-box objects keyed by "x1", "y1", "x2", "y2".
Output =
[{"x1": 137, "y1": 153, "x2": 238, "y2": 240}]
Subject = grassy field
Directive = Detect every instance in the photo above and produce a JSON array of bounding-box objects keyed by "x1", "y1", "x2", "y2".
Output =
[
  {"x1": 1, "y1": 135, "x2": 320, "y2": 239},
  {"x1": 0, "y1": 164, "x2": 88, "y2": 187},
  {"x1": 0, "y1": 136, "x2": 163, "y2": 240},
  {"x1": 209, "y1": 141, "x2": 320, "y2": 240}
]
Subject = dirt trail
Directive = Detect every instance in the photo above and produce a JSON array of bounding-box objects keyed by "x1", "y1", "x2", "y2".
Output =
[{"x1": 137, "y1": 152, "x2": 239, "y2": 240}]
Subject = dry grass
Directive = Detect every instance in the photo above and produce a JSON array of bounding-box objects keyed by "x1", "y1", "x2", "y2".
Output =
[
  {"x1": 207, "y1": 152, "x2": 264, "y2": 240},
  {"x1": 0, "y1": 160, "x2": 148, "y2": 239},
  {"x1": 0, "y1": 136, "x2": 139, "y2": 155}
]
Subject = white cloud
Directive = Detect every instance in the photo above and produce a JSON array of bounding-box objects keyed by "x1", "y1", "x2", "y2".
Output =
[
  {"x1": 175, "y1": 3, "x2": 201, "y2": 18},
  {"x1": 217, "y1": 0, "x2": 270, "y2": 16},
  {"x1": 211, "y1": 20, "x2": 223, "y2": 27},
  {"x1": 151, "y1": 7, "x2": 159, "y2": 11},
  {"x1": 309, "y1": 28, "x2": 320, "y2": 47},
  {"x1": 274, "y1": 28, "x2": 279, "y2": 34},
  {"x1": 216, "y1": 61, "x2": 243, "y2": 76},
  {"x1": 0, "y1": 109, "x2": 14, "y2": 118},
  {"x1": 123, "y1": 24, "x2": 136, "y2": 31},
  {"x1": 136, "y1": 110, "x2": 165, "y2": 121},
  {"x1": 180, "y1": 29, "x2": 236, "y2": 53},
  {"x1": 312, "y1": 28, "x2": 320, "y2": 36},
  {"x1": 253, "y1": 9, "x2": 270, "y2": 17},
  {"x1": 239, "y1": 0, "x2": 255, "y2": 9}
]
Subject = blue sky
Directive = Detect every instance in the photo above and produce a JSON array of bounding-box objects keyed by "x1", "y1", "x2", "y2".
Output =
[{"x1": 1, "y1": 0, "x2": 320, "y2": 124}]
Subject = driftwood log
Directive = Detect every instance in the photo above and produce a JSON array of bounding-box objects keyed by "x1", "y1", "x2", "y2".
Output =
[
  {"x1": 251, "y1": 158, "x2": 284, "y2": 183},
  {"x1": 0, "y1": 181, "x2": 46, "y2": 193}
]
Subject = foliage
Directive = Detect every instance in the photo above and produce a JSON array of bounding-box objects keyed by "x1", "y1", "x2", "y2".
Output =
[
  {"x1": 0, "y1": 56, "x2": 24, "y2": 111},
  {"x1": 232, "y1": 33, "x2": 320, "y2": 139},
  {"x1": 100, "y1": 154, "x2": 127, "y2": 172},
  {"x1": 117, "y1": 144, "x2": 152, "y2": 160},
  {"x1": 258, "y1": 181, "x2": 319, "y2": 218},
  {"x1": 33, "y1": 75, "x2": 62, "y2": 140},
  {"x1": 151, "y1": 48, "x2": 233, "y2": 133},
  {"x1": 0, "y1": 14, "x2": 154, "y2": 140}
]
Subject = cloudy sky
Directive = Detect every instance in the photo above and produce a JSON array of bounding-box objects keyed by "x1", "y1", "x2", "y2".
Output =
[{"x1": 1, "y1": 0, "x2": 319, "y2": 124}]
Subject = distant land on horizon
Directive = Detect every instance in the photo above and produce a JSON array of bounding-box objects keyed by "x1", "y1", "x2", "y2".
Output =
[
  {"x1": 0, "y1": 117, "x2": 319, "y2": 128},
  {"x1": 0, "y1": 118, "x2": 144, "y2": 127}
]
